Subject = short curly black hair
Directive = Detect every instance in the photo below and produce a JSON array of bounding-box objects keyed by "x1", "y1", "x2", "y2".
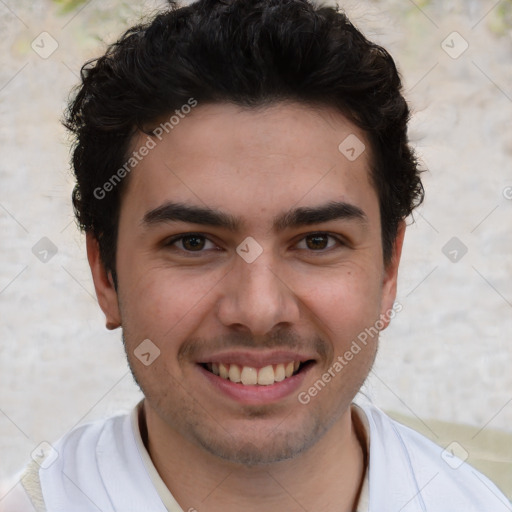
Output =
[{"x1": 64, "y1": 0, "x2": 424, "y2": 286}]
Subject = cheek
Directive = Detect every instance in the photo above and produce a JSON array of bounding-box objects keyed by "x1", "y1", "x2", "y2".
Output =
[
  {"x1": 117, "y1": 260, "x2": 220, "y2": 348},
  {"x1": 298, "y1": 265, "x2": 383, "y2": 323},
  {"x1": 118, "y1": 270, "x2": 209, "y2": 392},
  {"x1": 291, "y1": 266, "x2": 384, "y2": 367}
]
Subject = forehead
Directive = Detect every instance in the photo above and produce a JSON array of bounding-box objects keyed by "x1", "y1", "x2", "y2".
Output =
[{"x1": 120, "y1": 102, "x2": 378, "y2": 228}]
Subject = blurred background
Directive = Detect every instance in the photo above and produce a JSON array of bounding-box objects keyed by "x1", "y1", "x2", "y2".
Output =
[{"x1": 1, "y1": 0, "x2": 511, "y2": 500}]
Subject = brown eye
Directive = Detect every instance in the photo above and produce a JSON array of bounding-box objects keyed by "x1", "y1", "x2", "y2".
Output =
[
  {"x1": 306, "y1": 234, "x2": 329, "y2": 250},
  {"x1": 181, "y1": 235, "x2": 206, "y2": 251},
  {"x1": 165, "y1": 233, "x2": 217, "y2": 253},
  {"x1": 296, "y1": 233, "x2": 342, "y2": 252}
]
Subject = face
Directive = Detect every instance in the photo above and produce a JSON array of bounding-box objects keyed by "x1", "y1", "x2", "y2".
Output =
[{"x1": 88, "y1": 102, "x2": 404, "y2": 465}]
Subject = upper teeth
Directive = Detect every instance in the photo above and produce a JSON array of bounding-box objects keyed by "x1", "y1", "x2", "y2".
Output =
[{"x1": 208, "y1": 361, "x2": 301, "y2": 386}]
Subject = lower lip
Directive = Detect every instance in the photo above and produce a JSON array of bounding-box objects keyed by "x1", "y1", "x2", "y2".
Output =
[{"x1": 197, "y1": 364, "x2": 313, "y2": 405}]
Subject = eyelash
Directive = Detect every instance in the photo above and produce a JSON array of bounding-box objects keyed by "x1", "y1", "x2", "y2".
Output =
[{"x1": 164, "y1": 232, "x2": 346, "y2": 255}]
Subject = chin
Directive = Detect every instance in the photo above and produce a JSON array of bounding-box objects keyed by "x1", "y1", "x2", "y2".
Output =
[{"x1": 192, "y1": 415, "x2": 328, "y2": 466}]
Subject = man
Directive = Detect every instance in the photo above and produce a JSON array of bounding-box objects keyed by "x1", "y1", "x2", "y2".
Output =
[{"x1": 2, "y1": 0, "x2": 509, "y2": 511}]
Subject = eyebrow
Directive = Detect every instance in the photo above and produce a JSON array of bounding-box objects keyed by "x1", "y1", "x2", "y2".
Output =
[{"x1": 141, "y1": 200, "x2": 368, "y2": 233}]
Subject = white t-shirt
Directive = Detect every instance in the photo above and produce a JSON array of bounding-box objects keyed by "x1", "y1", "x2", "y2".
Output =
[{"x1": 0, "y1": 401, "x2": 509, "y2": 512}]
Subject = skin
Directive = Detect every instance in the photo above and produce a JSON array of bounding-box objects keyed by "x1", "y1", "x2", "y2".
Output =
[{"x1": 87, "y1": 102, "x2": 405, "y2": 512}]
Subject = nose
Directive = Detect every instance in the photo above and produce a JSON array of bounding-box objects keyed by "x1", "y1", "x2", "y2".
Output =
[{"x1": 216, "y1": 249, "x2": 300, "y2": 337}]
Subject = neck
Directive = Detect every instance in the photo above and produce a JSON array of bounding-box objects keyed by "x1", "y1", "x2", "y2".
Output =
[{"x1": 140, "y1": 401, "x2": 367, "y2": 512}]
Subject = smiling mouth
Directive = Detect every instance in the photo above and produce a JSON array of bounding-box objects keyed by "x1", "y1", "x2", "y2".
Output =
[{"x1": 200, "y1": 361, "x2": 314, "y2": 386}]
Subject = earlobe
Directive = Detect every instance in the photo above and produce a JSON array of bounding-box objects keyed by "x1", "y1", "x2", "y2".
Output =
[
  {"x1": 380, "y1": 221, "x2": 406, "y2": 330},
  {"x1": 86, "y1": 232, "x2": 122, "y2": 330}
]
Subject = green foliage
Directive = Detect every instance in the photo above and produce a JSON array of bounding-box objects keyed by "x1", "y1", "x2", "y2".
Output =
[
  {"x1": 51, "y1": 0, "x2": 90, "y2": 15},
  {"x1": 493, "y1": 0, "x2": 512, "y2": 34}
]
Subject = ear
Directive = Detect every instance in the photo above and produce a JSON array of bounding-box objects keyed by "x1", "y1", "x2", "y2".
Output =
[
  {"x1": 86, "y1": 232, "x2": 122, "y2": 330},
  {"x1": 379, "y1": 220, "x2": 406, "y2": 330}
]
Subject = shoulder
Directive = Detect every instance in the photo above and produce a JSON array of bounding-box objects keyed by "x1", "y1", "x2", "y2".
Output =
[
  {"x1": 52, "y1": 410, "x2": 130, "y2": 456},
  {"x1": 0, "y1": 463, "x2": 41, "y2": 512},
  {"x1": 42, "y1": 411, "x2": 133, "y2": 507},
  {"x1": 356, "y1": 402, "x2": 511, "y2": 512},
  {"x1": 0, "y1": 411, "x2": 133, "y2": 512}
]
